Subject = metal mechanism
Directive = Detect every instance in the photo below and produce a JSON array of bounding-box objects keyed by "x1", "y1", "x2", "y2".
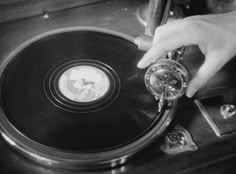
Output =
[
  {"x1": 195, "y1": 88, "x2": 236, "y2": 137},
  {"x1": 145, "y1": 58, "x2": 189, "y2": 111},
  {"x1": 160, "y1": 125, "x2": 198, "y2": 155},
  {"x1": 145, "y1": 59, "x2": 189, "y2": 101},
  {"x1": 135, "y1": 0, "x2": 189, "y2": 108},
  {"x1": 135, "y1": 35, "x2": 189, "y2": 111}
]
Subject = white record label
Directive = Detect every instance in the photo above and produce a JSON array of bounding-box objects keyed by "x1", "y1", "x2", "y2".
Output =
[{"x1": 58, "y1": 65, "x2": 110, "y2": 102}]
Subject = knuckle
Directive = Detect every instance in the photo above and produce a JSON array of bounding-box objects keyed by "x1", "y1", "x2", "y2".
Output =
[
  {"x1": 185, "y1": 20, "x2": 203, "y2": 32},
  {"x1": 154, "y1": 25, "x2": 165, "y2": 37},
  {"x1": 154, "y1": 26, "x2": 166, "y2": 44},
  {"x1": 185, "y1": 15, "x2": 202, "y2": 22},
  {"x1": 182, "y1": 19, "x2": 209, "y2": 41},
  {"x1": 183, "y1": 16, "x2": 208, "y2": 31}
]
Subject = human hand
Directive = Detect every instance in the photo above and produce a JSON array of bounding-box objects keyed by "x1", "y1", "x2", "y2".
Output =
[{"x1": 137, "y1": 11, "x2": 236, "y2": 98}]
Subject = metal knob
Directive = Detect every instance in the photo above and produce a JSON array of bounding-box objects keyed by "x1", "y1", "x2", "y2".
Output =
[{"x1": 220, "y1": 104, "x2": 236, "y2": 119}]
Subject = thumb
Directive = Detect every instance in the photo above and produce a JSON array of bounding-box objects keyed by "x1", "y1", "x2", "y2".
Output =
[{"x1": 186, "y1": 52, "x2": 225, "y2": 98}]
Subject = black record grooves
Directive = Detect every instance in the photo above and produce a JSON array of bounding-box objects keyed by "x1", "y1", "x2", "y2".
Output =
[{"x1": 0, "y1": 28, "x2": 177, "y2": 169}]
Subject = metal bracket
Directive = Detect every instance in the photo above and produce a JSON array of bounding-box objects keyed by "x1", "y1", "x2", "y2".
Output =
[{"x1": 160, "y1": 125, "x2": 198, "y2": 155}]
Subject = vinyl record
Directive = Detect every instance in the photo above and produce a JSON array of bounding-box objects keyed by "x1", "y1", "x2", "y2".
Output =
[{"x1": 0, "y1": 27, "x2": 177, "y2": 170}]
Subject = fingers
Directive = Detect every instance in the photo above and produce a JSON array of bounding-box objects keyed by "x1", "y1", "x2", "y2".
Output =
[
  {"x1": 186, "y1": 52, "x2": 226, "y2": 97},
  {"x1": 137, "y1": 20, "x2": 186, "y2": 69},
  {"x1": 137, "y1": 42, "x2": 167, "y2": 68},
  {"x1": 137, "y1": 13, "x2": 236, "y2": 98},
  {"x1": 137, "y1": 28, "x2": 198, "y2": 68}
]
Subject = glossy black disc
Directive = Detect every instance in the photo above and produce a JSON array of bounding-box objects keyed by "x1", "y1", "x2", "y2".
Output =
[{"x1": 0, "y1": 30, "x2": 162, "y2": 153}]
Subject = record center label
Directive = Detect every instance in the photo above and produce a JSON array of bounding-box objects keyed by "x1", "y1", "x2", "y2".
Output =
[{"x1": 58, "y1": 65, "x2": 110, "y2": 102}]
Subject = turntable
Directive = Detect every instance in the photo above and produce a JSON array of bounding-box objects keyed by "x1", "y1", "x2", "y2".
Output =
[
  {"x1": 1, "y1": 0, "x2": 236, "y2": 174},
  {"x1": 0, "y1": 26, "x2": 178, "y2": 170}
]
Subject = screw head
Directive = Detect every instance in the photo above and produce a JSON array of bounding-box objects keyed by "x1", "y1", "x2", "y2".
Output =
[{"x1": 220, "y1": 104, "x2": 236, "y2": 119}]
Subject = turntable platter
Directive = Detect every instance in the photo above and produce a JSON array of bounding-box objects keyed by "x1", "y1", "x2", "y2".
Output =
[{"x1": 0, "y1": 27, "x2": 176, "y2": 169}]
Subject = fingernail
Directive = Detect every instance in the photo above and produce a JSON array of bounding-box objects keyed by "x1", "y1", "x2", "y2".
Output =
[
  {"x1": 186, "y1": 91, "x2": 193, "y2": 98},
  {"x1": 137, "y1": 59, "x2": 146, "y2": 68},
  {"x1": 186, "y1": 88, "x2": 196, "y2": 98}
]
